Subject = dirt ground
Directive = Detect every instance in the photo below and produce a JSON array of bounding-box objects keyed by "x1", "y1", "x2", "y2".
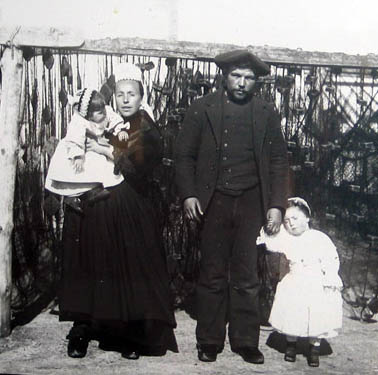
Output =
[
  {"x1": 1, "y1": 226, "x2": 378, "y2": 374},
  {"x1": 0, "y1": 303, "x2": 378, "y2": 375}
]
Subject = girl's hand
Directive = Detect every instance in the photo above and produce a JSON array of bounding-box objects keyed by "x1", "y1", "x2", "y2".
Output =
[
  {"x1": 256, "y1": 227, "x2": 267, "y2": 245},
  {"x1": 72, "y1": 157, "x2": 84, "y2": 173}
]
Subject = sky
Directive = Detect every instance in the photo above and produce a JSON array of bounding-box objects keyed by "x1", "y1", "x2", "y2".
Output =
[{"x1": 0, "y1": 0, "x2": 377, "y2": 55}]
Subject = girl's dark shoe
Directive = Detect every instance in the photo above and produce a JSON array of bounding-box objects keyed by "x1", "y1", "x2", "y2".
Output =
[
  {"x1": 284, "y1": 341, "x2": 296, "y2": 362},
  {"x1": 307, "y1": 344, "x2": 320, "y2": 367}
]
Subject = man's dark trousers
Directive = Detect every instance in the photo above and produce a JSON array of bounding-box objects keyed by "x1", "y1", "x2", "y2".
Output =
[{"x1": 196, "y1": 185, "x2": 263, "y2": 351}]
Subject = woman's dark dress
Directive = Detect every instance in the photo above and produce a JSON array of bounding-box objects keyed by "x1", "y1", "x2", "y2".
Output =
[{"x1": 59, "y1": 110, "x2": 178, "y2": 354}]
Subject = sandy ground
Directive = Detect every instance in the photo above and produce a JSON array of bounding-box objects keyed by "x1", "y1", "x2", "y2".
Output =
[
  {"x1": 0, "y1": 303, "x2": 378, "y2": 375},
  {"x1": 1, "y1": 226, "x2": 378, "y2": 374}
]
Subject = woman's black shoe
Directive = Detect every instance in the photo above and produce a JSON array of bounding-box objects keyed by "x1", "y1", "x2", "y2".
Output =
[
  {"x1": 307, "y1": 344, "x2": 320, "y2": 367},
  {"x1": 67, "y1": 336, "x2": 89, "y2": 358},
  {"x1": 66, "y1": 325, "x2": 89, "y2": 358},
  {"x1": 284, "y1": 342, "x2": 296, "y2": 362},
  {"x1": 122, "y1": 349, "x2": 140, "y2": 360}
]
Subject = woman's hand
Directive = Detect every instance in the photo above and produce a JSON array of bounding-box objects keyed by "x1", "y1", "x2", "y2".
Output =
[{"x1": 86, "y1": 138, "x2": 114, "y2": 160}]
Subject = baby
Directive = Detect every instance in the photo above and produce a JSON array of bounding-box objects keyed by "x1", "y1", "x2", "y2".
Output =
[{"x1": 45, "y1": 88, "x2": 129, "y2": 208}]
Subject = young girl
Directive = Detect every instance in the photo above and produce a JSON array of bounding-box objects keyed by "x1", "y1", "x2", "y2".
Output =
[
  {"x1": 45, "y1": 88, "x2": 129, "y2": 204},
  {"x1": 258, "y1": 197, "x2": 343, "y2": 367}
]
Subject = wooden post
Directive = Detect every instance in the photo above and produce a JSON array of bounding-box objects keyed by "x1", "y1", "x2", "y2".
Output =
[{"x1": 0, "y1": 46, "x2": 23, "y2": 337}]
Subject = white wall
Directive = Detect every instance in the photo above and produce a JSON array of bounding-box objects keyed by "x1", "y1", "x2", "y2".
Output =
[{"x1": 1, "y1": 0, "x2": 377, "y2": 55}]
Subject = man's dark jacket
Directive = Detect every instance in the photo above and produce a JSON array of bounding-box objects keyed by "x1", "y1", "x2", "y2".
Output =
[{"x1": 175, "y1": 88, "x2": 289, "y2": 216}]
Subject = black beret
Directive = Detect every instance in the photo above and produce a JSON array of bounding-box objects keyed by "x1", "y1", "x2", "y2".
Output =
[{"x1": 214, "y1": 49, "x2": 270, "y2": 76}]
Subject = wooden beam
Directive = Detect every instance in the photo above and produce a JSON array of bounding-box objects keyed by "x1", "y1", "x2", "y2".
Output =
[
  {"x1": 81, "y1": 37, "x2": 378, "y2": 69},
  {"x1": 0, "y1": 46, "x2": 23, "y2": 337},
  {"x1": 1, "y1": 26, "x2": 377, "y2": 69}
]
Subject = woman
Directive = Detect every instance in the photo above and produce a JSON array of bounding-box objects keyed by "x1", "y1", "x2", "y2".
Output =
[{"x1": 59, "y1": 63, "x2": 178, "y2": 359}]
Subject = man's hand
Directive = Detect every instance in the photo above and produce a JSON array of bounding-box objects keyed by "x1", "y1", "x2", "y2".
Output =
[
  {"x1": 265, "y1": 208, "x2": 282, "y2": 235},
  {"x1": 183, "y1": 197, "x2": 203, "y2": 222}
]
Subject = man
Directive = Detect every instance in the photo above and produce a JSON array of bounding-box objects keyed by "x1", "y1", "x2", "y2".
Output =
[{"x1": 174, "y1": 49, "x2": 289, "y2": 364}]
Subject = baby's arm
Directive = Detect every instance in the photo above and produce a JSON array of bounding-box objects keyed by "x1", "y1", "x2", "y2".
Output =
[
  {"x1": 105, "y1": 105, "x2": 129, "y2": 140},
  {"x1": 65, "y1": 113, "x2": 87, "y2": 160},
  {"x1": 86, "y1": 138, "x2": 114, "y2": 160}
]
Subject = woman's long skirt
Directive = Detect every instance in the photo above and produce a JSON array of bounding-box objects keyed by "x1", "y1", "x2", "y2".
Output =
[{"x1": 59, "y1": 180, "x2": 178, "y2": 354}]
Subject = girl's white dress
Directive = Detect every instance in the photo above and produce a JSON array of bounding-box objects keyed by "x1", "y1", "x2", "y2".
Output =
[
  {"x1": 259, "y1": 226, "x2": 343, "y2": 338},
  {"x1": 45, "y1": 106, "x2": 127, "y2": 196}
]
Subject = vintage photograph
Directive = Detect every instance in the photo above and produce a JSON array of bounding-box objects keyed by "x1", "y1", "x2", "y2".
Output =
[{"x1": 0, "y1": 0, "x2": 377, "y2": 373}]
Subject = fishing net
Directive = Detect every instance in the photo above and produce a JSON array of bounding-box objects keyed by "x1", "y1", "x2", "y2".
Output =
[{"x1": 3, "y1": 46, "x2": 378, "y2": 323}]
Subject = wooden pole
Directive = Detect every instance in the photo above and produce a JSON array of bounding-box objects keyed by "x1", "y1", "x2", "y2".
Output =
[{"x1": 0, "y1": 46, "x2": 23, "y2": 337}]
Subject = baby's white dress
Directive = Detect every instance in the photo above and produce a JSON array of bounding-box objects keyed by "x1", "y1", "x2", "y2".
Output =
[
  {"x1": 45, "y1": 106, "x2": 126, "y2": 196},
  {"x1": 260, "y1": 226, "x2": 343, "y2": 338}
]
